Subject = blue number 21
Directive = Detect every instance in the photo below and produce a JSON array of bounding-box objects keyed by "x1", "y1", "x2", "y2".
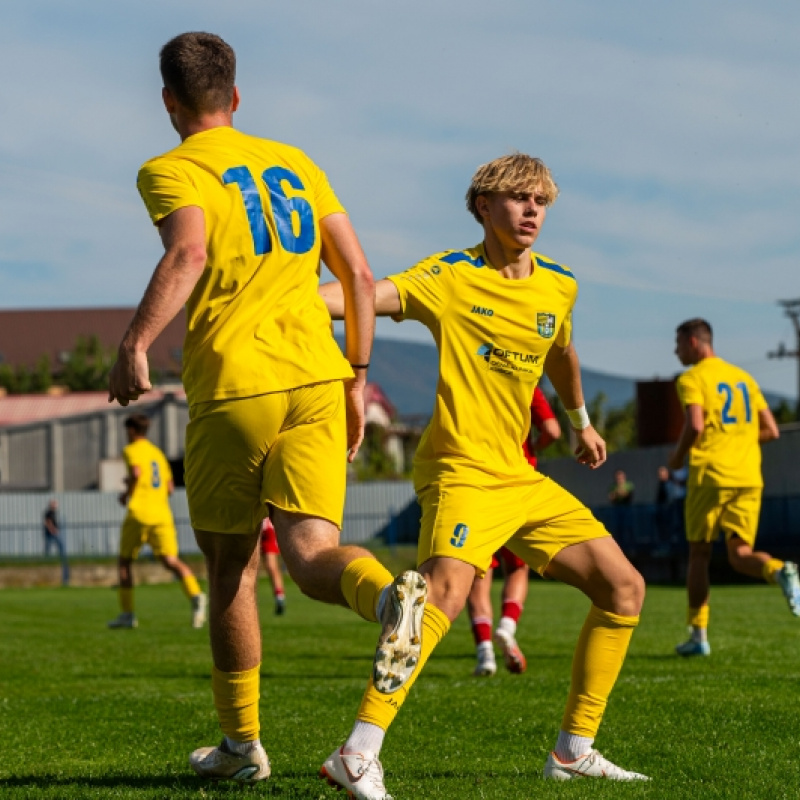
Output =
[
  {"x1": 718, "y1": 381, "x2": 752, "y2": 424},
  {"x1": 222, "y1": 165, "x2": 315, "y2": 256}
]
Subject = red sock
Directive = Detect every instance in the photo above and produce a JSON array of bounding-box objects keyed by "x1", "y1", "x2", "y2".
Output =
[
  {"x1": 500, "y1": 600, "x2": 522, "y2": 623},
  {"x1": 471, "y1": 616, "x2": 492, "y2": 645}
]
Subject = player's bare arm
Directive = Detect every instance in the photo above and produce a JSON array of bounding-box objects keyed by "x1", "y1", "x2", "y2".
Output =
[
  {"x1": 544, "y1": 341, "x2": 607, "y2": 468},
  {"x1": 119, "y1": 465, "x2": 141, "y2": 506},
  {"x1": 319, "y1": 213, "x2": 375, "y2": 461},
  {"x1": 668, "y1": 403, "x2": 704, "y2": 470},
  {"x1": 533, "y1": 416, "x2": 561, "y2": 452},
  {"x1": 109, "y1": 206, "x2": 207, "y2": 406},
  {"x1": 319, "y1": 277, "x2": 402, "y2": 321},
  {"x1": 758, "y1": 407, "x2": 780, "y2": 443}
]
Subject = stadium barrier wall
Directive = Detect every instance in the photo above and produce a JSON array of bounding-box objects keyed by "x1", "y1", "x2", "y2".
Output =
[{"x1": 0, "y1": 481, "x2": 418, "y2": 559}]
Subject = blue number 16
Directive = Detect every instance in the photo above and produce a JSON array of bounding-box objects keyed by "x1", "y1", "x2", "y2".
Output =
[
  {"x1": 718, "y1": 381, "x2": 752, "y2": 424},
  {"x1": 223, "y1": 165, "x2": 315, "y2": 256}
]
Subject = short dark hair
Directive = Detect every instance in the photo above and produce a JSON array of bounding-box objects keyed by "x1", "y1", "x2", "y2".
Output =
[
  {"x1": 124, "y1": 414, "x2": 150, "y2": 437},
  {"x1": 159, "y1": 32, "x2": 236, "y2": 114},
  {"x1": 676, "y1": 318, "x2": 713, "y2": 343}
]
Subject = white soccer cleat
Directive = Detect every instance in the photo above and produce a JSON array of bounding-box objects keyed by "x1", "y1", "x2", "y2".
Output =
[
  {"x1": 320, "y1": 747, "x2": 393, "y2": 800},
  {"x1": 675, "y1": 638, "x2": 711, "y2": 657},
  {"x1": 107, "y1": 612, "x2": 138, "y2": 629},
  {"x1": 192, "y1": 592, "x2": 208, "y2": 628},
  {"x1": 543, "y1": 749, "x2": 649, "y2": 781},
  {"x1": 373, "y1": 571, "x2": 427, "y2": 694},
  {"x1": 776, "y1": 562, "x2": 800, "y2": 617},
  {"x1": 189, "y1": 740, "x2": 271, "y2": 782},
  {"x1": 473, "y1": 642, "x2": 497, "y2": 677},
  {"x1": 493, "y1": 627, "x2": 527, "y2": 674}
]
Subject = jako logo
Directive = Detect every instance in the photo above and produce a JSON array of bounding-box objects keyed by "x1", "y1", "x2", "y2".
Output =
[
  {"x1": 471, "y1": 305, "x2": 494, "y2": 316},
  {"x1": 450, "y1": 523, "x2": 469, "y2": 548}
]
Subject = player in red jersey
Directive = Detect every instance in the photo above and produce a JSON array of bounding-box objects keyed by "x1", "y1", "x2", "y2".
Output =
[
  {"x1": 467, "y1": 386, "x2": 561, "y2": 675},
  {"x1": 259, "y1": 517, "x2": 286, "y2": 615}
]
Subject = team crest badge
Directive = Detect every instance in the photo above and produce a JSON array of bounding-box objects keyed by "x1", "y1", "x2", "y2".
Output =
[{"x1": 537, "y1": 313, "x2": 556, "y2": 338}]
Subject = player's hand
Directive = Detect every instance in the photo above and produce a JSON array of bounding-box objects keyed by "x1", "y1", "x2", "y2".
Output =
[
  {"x1": 574, "y1": 426, "x2": 607, "y2": 469},
  {"x1": 108, "y1": 348, "x2": 152, "y2": 406},
  {"x1": 343, "y1": 380, "x2": 366, "y2": 463}
]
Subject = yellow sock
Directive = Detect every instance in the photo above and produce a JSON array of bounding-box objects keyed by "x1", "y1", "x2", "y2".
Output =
[
  {"x1": 687, "y1": 605, "x2": 709, "y2": 628},
  {"x1": 119, "y1": 587, "x2": 134, "y2": 614},
  {"x1": 181, "y1": 573, "x2": 201, "y2": 599},
  {"x1": 341, "y1": 557, "x2": 394, "y2": 623},
  {"x1": 763, "y1": 558, "x2": 783, "y2": 584},
  {"x1": 211, "y1": 665, "x2": 260, "y2": 742},
  {"x1": 561, "y1": 605, "x2": 638, "y2": 738},
  {"x1": 356, "y1": 604, "x2": 451, "y2": 730}
]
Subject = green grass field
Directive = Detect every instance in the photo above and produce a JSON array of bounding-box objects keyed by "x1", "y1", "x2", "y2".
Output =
[{"x1": 1, "y1": 571, "x2": 799, "y2": 799}]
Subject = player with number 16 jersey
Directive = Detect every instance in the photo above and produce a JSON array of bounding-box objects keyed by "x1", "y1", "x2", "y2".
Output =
[{"x1": 137, "y1": 128, "x2": 352, "y2": 407}]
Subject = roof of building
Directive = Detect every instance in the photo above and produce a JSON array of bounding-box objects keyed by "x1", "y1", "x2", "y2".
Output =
[
  {"x1": 0, "y1": 388, "x2": 185, "y2": 427},
  {"x1": 0, "y1": 307, "x2": 186, "y2": 374}
]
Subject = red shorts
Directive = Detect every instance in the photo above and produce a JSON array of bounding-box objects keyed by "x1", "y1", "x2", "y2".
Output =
[
  {"x1": 260, "y1": 518, "x2": 280, "y2": 556},
  {"x1": 490, "y1": 546, "x2": 526, "y2": 571}
]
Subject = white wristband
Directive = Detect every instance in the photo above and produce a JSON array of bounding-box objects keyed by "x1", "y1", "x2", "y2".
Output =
[{"x1": 566, "y1": 405, "x2": 591, "y2": 430}]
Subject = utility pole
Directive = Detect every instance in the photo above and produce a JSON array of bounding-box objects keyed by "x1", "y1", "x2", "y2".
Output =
[{"x1": 768, "y1": 298, "x2": 800, "y2": 418}]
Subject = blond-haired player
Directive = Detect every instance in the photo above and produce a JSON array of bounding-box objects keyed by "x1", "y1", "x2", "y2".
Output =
[
  {"x1": 108, "y1": 32, "x2": 425, "y2": 783},
  {"x1": 108, "y1": 413, "x2": 206, "y2": 629},
  {"x1": 319, "y1": 153, "x2": 648, "y2": 797},
  {"x1": 669, "y1": 318, "x2": 800, "y2": 656}
]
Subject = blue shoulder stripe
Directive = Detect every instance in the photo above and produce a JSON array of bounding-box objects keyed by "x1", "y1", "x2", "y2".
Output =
[
  {"x1": 439, "y1": 250, "x2": 485, "y2": 268},
  {"x1": 535, "y1": 256, "x2": 574, "y2": 279}
]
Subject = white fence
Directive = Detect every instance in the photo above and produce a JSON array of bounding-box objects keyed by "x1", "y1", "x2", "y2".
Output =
[{"x1": 0, "y1": 481, "x2": 417, "y2": 559}]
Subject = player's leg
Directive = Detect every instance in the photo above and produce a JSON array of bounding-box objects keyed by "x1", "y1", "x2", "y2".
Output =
[
  {"x1": 109, "y1": 518, "x2": 140, "y2": 628},
  {"x1": 321, "y1": 555, "x2": 471, "y2": 799},
  {"x1": 264, "y1": 552, "x2": 285, "y2": 614},
  {"x1": 506, "y1": 476, "x2": 647, "y2": 781},
  {"x1": 322, "y1": 483, "x2": 510, "y2": 798},
  {"x1": 152, "y1": 520, "x2": 207, "y2": 627},
  {"x1": 542, "y1": 535, "x2": 648, "y2": 781},
  {"x1": 722, "y1": 488, "x2": 800, "y2": 615},
  {"x1": 159, "y1": 553, "x2": 207, "y2": 627},
  {"x1": 676, "y1": 486, "x2": 719, "y2": 656},
  {"x1": 466, "y1": 562, "x2": 497, "y2": 676},
  {"x1": 191, "y1": 528, "x2": 270, "y2": 781},
  {"x1": 493, "y1": 550, "x2": 528, "y2": 674},
  {"x1": 265, "y1": 382, "x2": 401, "y2": 621}
]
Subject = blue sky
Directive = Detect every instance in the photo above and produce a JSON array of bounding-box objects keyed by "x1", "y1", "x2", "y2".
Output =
[{"x1": 1, "y1": 1, "x2": 799, "y2": 398}]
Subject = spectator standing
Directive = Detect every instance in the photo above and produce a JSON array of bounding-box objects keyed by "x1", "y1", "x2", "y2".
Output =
[{"x1": 43, "y1": 499, "x2": 69, "y2": 586}]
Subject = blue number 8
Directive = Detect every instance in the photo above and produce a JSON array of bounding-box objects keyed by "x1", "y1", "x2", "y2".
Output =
[{"x1": 223, "y1": 165, "x2": 315, "y2": 256}]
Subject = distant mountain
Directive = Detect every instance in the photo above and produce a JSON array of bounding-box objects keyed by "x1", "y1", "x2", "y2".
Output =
[{"x1": 338, "y1": 337, "x2": 791, "y2": 418}]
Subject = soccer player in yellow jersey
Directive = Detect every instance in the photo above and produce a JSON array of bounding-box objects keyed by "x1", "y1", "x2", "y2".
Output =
[
  {"x1": 668, "y1": 318, "x2": 800, "y2": 657},
  {"x1": 318, "y1": 153, "x2": 649, "y2": 797},
  {"x1": 108, "y1": 413, "x2": 206, "y2": 630},
  {"x1": 108, "y1": 32, "x2": 425, "y2": 784}
]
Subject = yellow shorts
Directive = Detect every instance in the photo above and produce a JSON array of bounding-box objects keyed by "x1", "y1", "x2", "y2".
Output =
[
  {"x1": 185, "y1": 381, "x2": 347, "y2": 534},
  {"x1": 120, "y1": 516, "x2": 178, "y2": 559},
  {"x1": 416, "y1": 474, "x2": 609, "y2": 577},
  {"x1": 685, "y1": 485, "x2": 761, "y2": 546}
]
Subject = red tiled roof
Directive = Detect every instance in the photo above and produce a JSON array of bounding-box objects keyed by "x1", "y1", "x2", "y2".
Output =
[
  {"x1": 0, "y1": 307, "x2": 186, "y2": 374},
  {"x1": 0, "y1": 389, "x2": 186, "y2": 427}
]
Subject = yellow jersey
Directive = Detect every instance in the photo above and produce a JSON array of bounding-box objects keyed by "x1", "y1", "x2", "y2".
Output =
[
  {"x1": 137, "y1": 126, "x2": 352, "y2": 407},
  {"x1": 388, "y1": 244, "x2": 577, "y2": 490},
  {"x1": 675, "y1": 356, "x2": 767, "y2": 487},
  {"x1": 123, "y1": 439, "x2": 175, "y2": 525}
]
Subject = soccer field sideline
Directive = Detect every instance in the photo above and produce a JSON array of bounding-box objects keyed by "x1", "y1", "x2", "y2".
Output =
[{"x1": 1, "y1": 579, "x2": 799, "y2": 798}]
